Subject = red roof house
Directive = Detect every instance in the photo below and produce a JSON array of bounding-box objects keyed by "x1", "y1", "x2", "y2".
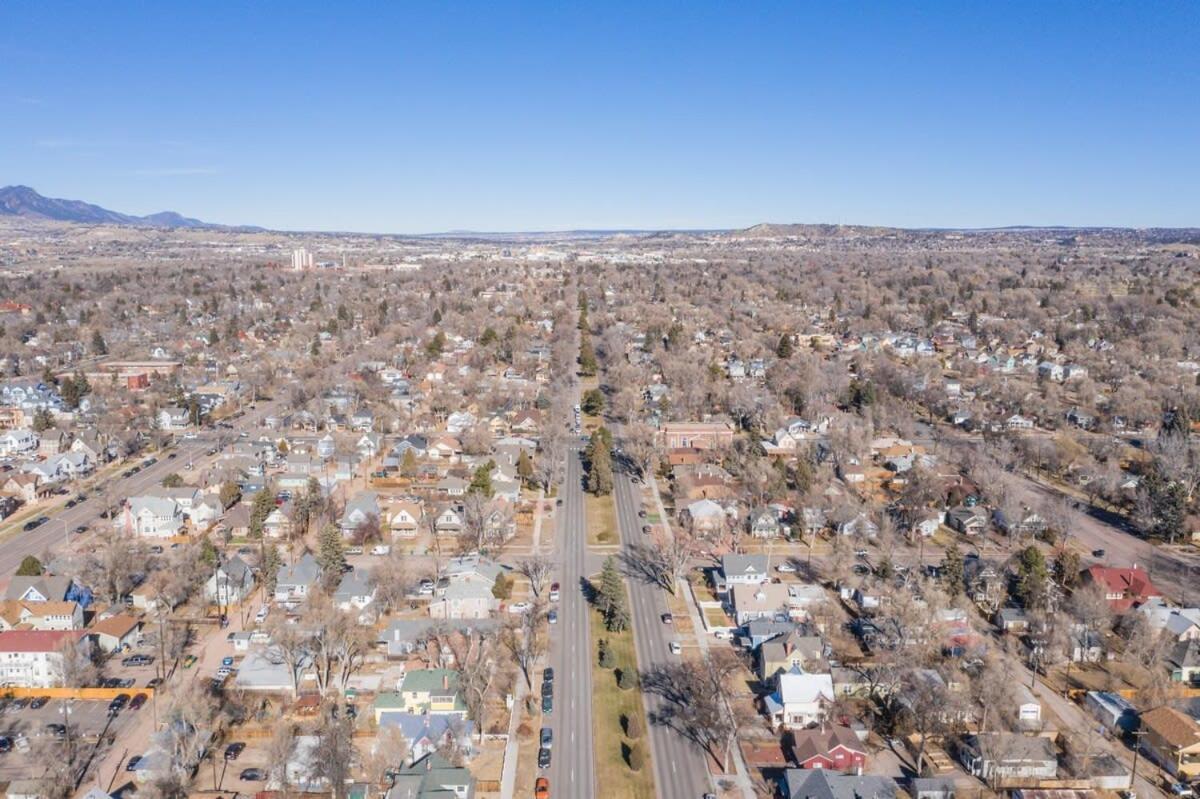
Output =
[
  {"x1": 790, "y1": 725, "x2": 867, "y2": 773},
  {"x1": 1081, "y1": 565, "x2": 1163, "y2": 612}
]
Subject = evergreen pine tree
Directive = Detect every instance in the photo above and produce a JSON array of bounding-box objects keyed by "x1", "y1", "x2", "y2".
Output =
[{"x1": 317, "y1": 523, "x2": 346, "y2": 582}]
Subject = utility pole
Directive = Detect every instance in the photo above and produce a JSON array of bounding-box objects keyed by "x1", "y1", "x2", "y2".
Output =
[{"x1": 1129, "y1": 728, "x2": 1146, "y2": 791}]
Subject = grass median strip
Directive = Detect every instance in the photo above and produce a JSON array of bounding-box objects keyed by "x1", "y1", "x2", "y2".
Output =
[
  {"x1": 589, "y1": 593, "x2": 656, "y2": 799},
  {"x1": 586, "y1": 492, "x2": 618, "y2": 545}
]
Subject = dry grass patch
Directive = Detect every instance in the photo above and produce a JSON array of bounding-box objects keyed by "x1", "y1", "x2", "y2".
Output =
[{"x1": 590, "y1": 601, "x2": 656, "y2": 799}]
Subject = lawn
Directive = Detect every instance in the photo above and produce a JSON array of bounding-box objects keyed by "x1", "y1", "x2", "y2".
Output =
[
  {"x1": 589, "y1": 598, "x2": 656, "y2": 799},
  {"x1": 586, "y1": 492, "x2": 619, "y2": 546}
]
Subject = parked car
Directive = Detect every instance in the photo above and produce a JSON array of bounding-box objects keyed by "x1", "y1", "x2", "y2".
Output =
[
  {"x1": 224, "y1": 742, "x2": 246, "y2": 760},
  {"x1": 540, "y1": 727, "x2": 553, "y2": 748},
  {"x1": 637, "y1": 509, "x2": 647, "y2": 518},
  {"x1": 122, "y1": 654, "x2": 154, "y2": 667},
  {"x1": 549, "y1": 582, "x2": 560, "y2": 602},
  {"x1": 542, "y1": 667, "x2": 554, "y2": 683},
  {"x1": 661, "y1": 613, "x2": 673, "y2": 624},
  {"x1": 240, "y1": 768, "x2": 267, "y2": 782},
  {"x1": 534, "y1": 776, "x2": 551, "y2": 799},
  {"x1": 541, "y1": 694, "x2": 553, "y2": 714},
  {"x1": 776, "y1": 562, "x2": 797, "y2": 573},
  {"x1": 28, "y1": 696, "x2": 49, "y2": 709},
  {"x1": 508, "y1": 602, "x2": 531, "y2": 614},
  {"x1": 44, "y1": 723, "x2": 66, "y2": 738},
  {"x1": 669, "y1": 641, "x2": 682, "y2": 655},
  {"x1": 1093, "y1": 549, "x2": 1106, "y2": 558},
  {"x1": 0, "y1": 737, "x2": 12, "y2": 753},
  {"x1": 547, "y1": 609, "x2": 558, "y2": 624},
  {"x1": 125, "y1": 755, "x2": 142, "y2": 772},
  {"x1": 537, "y1": 747, "x2": 551, "y2": 768},
  {"x1": 222, "y1": 656, "x2": 235, "y2": 667}
]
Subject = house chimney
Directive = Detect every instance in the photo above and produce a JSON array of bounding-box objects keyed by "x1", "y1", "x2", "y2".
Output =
[{"x1": 442, "y1": 673, "x2": 449, "y2": 690}]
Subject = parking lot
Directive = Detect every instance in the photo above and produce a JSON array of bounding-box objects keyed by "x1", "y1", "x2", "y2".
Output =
[{"x1": 0, "y1": 696, "x2": 142, "y2": 782}]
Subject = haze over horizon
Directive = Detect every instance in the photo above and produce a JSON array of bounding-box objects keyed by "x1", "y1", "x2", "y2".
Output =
[{"x1": 2, "y1": 2, "x2": 1197, "y2": 233}]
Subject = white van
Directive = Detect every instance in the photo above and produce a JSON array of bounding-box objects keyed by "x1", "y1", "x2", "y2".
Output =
[{"x1": 371, "y1": 544, "x2": 391, "y2": 556}]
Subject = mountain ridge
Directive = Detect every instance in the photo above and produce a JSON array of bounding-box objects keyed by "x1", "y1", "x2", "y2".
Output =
[{"x1": 0, "y1": 185, "x2": 242, "y2": 230}]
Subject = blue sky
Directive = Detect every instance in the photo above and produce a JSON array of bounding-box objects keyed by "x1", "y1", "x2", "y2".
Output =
[{"x1": 1, "y1": 2, "x2": 1197, "y2": 232}]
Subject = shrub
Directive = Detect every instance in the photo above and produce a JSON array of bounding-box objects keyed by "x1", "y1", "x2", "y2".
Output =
[
  {"x1": 616, "y1": 667, "x2": 636, "y2": 691},
  {"x1": 626, "y1": 741, "x2": 645, "y2": 771},
  {"x1": 622, "y1": 713, "x2": 643, "y2": 739},
  {"x1": 598, "y1": 640, "x2": 615, "y2": 669}
]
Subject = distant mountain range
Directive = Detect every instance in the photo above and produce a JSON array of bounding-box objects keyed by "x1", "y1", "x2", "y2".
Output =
[
  {"x1": 0, "y1": 185, "x2": 239, "y2": 230},
  {"x1": 1, "y1": 185, "x2": 1196, "y2": 243}
]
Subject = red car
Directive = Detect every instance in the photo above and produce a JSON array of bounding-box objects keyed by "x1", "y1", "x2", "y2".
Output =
[{"x1": 534, "y1": 777, "x2": 550, "y2": 799}]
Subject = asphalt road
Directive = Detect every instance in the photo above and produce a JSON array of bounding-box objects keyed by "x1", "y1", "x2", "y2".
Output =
[
  {"x1": 0, "y1": 396, "x2": 289, "y2": 580},
  {"x1": 547, "y1": 445, "x2": 597, "y2": 799},
  {"x1": 613, "y1": 466, "x2": 713, "y2": 799}
]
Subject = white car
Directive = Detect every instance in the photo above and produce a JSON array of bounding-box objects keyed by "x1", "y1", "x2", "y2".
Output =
[
  {"x1": 182, "y1": 432, "x2": 198, "y2": 440},
  {"x1": 508, "y1": 602, "x2": 531, "y2": 614},
  {"x1": 668, "y1": 641, "x2": 682, "y2": 655},
  {"x1": 255, "y1": 606, "x2": 269, "y2": 623},
  {"x1": 776, "y1": 563, "x2": 797, "y2": 573},
  {"x1": 370, "y1": 544, "x2": 391, "y2": 556}
]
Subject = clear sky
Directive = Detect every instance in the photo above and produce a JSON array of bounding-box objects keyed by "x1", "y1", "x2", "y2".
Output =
[{"x1": 1, "y1": 2, "x2": 1197, "y2": 232}]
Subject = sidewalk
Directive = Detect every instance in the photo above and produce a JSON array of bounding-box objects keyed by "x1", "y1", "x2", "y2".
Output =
[
  {"x1": 497, "y1": 678, "x2": 528, "y2": 799},
  {"x1": 530, "y1": 487, "x2": 546, "y2": 553}
]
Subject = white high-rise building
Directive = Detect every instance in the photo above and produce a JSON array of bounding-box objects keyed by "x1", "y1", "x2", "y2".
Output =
[{"x1": 291, "y1": 248, "x2": 314, "y2": 271}]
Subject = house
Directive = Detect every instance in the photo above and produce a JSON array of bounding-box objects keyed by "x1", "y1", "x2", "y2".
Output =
[
  {"x1": 375, "y1": 714, "x2": 476, "y2": 765},
  {"x1": 0, "y1": 429, "x2": 39, "y2": 456},
  {"x1": 719, "y1": 554, "x2": 769, "y2": 594},
  {"x1": 765, "y1": 665, "x2": 834, "y2": 729},
  {"x1": 434, "y1": 504, "x2": 464, "y2": 536},
  {"x1": 782, "y1": 769, "x2": 898, "y2": 799},
  {"x1": 334, "y1": 569, "x2": 376, "y2": 620},
  {"x1": 274, "y1": 554, "x2": 321, "y2": 603},
  {"x1": 385, "y1": 753, "x2": 476, "y2": 799},
  {"x1": 341, "y1": 491, "x2": 381, "y2": 537},
  {"x1": 1139, "y1": 598, "x2": 1200, "y2": 642},
  {"x1": 732, "y1": 583, "x2": 793, "y2": 625},
  {"x1": 1080, "y1": 564, "x2": 1163, "y2": 612},
  {"x1": 995, "y1": 607, "x2": 1030, "y2": 634},
  {"x1": 1168, "y1": 639, "x2": 1200, "y2": 684},
  {"x1": 3, "y1": 474, "x2": 45, "y2": 505},
  {"x1": 1070, "y1": 619, "x2": 1104, "y2": 662},
  {"x1": 157, "y1": 406, "x2": 190, "y2": 430},
  {"x1": 682, "y1": 498, "x2": 728, "y2": 534},
  {"x1": 946, "y1": 506, "x2": 988, "y2": 536},
  {"x1": 0, "y1": 600, "x2": 83, "y2": 631},
  {"x1": 790, "y1": 725, "x2": 867, "y2": 773},
  {"x1": 959, "y1": 733, "x2": 1058, "y2": 782},
  {"x1": 388, "y1": 500, "x2": 423, "y2": 538},
  {"x1": 4, "y1": 575, "x2": 76, "y2": 604},
  {"x1": 382, "y1": 669, "x2": 468, "y2": 718},
  {"x1": 123, "y1": 497, "x2": 184, "y2": 538},
  {"x1": 89, "y1": 613, "x2": 141, "y2": 653},
  {"x1": 0, "y1": 630, "x2": 83, "y2": 687},
  {"x1": 1138, "y1": 705, "x2": 1200, "y2": 779},
  {"x1": 748, "y1": 508, "x2": 784, "y2": 538},
  {"x1": 759, "y1": 628, "x2": 827, "y2": 681},
  {"x1": 263, "y1": 506, "x2": 293, "y2": 539},
  {"x1": 437, "y1": 475, "x2": 469, "y2": 497},
  {"x1": 204, "y1": 556, "x2": 255, "y2": 605}
]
